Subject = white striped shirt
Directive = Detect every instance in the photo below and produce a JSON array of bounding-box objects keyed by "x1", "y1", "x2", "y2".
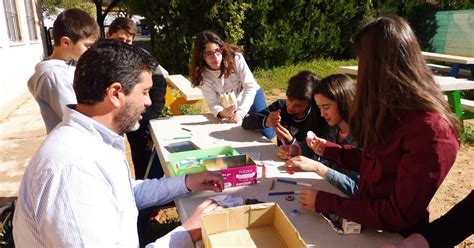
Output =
[{"x1": 13, "y1": 106, "x2": 193, "y2": 247}]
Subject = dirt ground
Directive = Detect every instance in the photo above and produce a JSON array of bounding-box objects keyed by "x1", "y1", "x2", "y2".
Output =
[{"x1": 134, "y1": 89, "x2": 474, "y2": 247}]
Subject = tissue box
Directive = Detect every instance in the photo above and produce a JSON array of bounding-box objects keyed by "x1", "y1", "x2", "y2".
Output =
[
  {"x1": 201, "y1": 154, "x2": 257, "y2": 188},
  {"x1": 202, "y1": 203, "x2": 306, "y2": 248}
]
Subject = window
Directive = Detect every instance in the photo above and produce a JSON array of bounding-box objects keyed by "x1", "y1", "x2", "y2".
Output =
[
  {"x1": 3, "y1": 0, "x2": 22, "y2": 42},
  {"x1": 24, "y1": 0, "x2": 38, "y2": 41}
]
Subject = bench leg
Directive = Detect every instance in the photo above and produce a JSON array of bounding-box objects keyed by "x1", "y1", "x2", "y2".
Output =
[
  {"x1": 449, "y1": 64, "x2": 460, "y2": 77},
  {"x1": 446, "y1": 90, "x2": 463, "y2": 119},
  {"x1": 450, "y1": 64, "x2": 474, "y2": 80},
  {"x1": 446, "y1": 90, "x2": 467, "y2": 140}
]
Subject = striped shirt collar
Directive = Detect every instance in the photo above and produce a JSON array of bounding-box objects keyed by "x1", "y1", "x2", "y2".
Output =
[{"x1": 63, "y1": 105, "x2": 125, "y2": 152}]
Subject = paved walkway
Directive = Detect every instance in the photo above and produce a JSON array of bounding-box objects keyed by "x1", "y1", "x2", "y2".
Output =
[
  {"x1": 0, "y1": 97, "x2": 135, "y2": 205},
  {"x1": 0, "y1": 97, "x2": 46, "y2": 204}
]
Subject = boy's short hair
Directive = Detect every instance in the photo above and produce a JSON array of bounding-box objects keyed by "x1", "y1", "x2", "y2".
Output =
[
  {"x1": 107, "y1": 17, "x2": 138, "y2": 37},
  {"x1": 286, "y1": 70, "x2": 320, "y2": 102},
  {"x1": 53, "y1": 8, "x2": 99, "y2": 46}
]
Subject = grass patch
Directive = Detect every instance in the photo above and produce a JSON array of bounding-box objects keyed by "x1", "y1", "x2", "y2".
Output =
[
  {"x1": 463, "y1": 124, "x2": 474, "y2": 145},
  {"x1": 253, "y1": 58, "x2": 357, "y2": 91},
  {"x1": 178, "y1": 104, "x2": 202, "y2": 115}
]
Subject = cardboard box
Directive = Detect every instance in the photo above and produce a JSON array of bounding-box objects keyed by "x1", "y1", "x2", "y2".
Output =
[
  {"x1": 202, "y1": 203, "x2": 306, "y2": 248},
  {"x1": 201, "y1": 154, "x2": 257, "y2": 188},
  {"x1": 168, "y1": 147, "x2": 257, "y2": 188},
  {"x1": 168, "y1": 146, "x2": 240, "y2": 176}
]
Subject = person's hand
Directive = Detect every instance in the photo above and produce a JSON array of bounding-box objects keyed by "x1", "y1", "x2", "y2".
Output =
[
  {"x1": 378, "y1": 233, "x2": 429, "y2": 248},
  {"x1": 185, "y1": 171, "x2": 224, "y2": 192},
  {"x1": 285, "y1": 156, "x2": 329, "y2": 178},
  {"x1": 228, "y1": 112, "x2": 242, "y2": 123},
  {"x1": 274, "y1": 123, "x2": 293, "y2": 144},
  {"x1": 182, "y1": 199, "x2": 223, "y2": 242},
  {"x1": 265, "y1": 109, "x2": 281, "y2": 127},
  {"x1": 218, "y1": 105, "x2": 237, "y2": 119},
  {"x1": 300, "y1": 189, "x2": 318, "y2": 211},
  {"x1": 277, "y1": 145, "x2": 290, "y2": 160},
  {"x1": 306, "y1": 131, "x2": 327, "y2": 156}
]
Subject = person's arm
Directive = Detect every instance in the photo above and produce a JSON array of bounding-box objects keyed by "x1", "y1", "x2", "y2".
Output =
[
  {"x1": 316, "y1": 141, "x2": 363, "y2": 172},
  {"x1": 134, "y1": 172, "x2": 224, "y2": 210},
  {"x1": 133, "y1": 175, "x2": 190, "y2": 209},
  {"x1": 242, "y1": 100, "x2": 281, "y2": 130},
  {"x1": 325, "y1": 167, "x2": 359, "y2": 197},
  {"x1": 315, "y1": 116, "x2": 459, "y2": 232},
  {"x1": 234, "y1": 54, "x2": 259, "y2": 119},
  {"x1": 145, "y1": 226, "x2": 193, "y2": 248},
  {"x1": 145, "y1": 199, "x2": 221, "y2": 248},
  {"x1": 41, "y1": 70, "x2": 77, "y2": 123}
]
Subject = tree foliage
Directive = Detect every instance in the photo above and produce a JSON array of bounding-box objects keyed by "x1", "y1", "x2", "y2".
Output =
[
  {"x1": 124, "y1": 0, "x2": 474, "y2": 74},
  {"x1": 42, "y1": 0, "x2": 96, "y2": 17},
  {"x1": 41, "y1": 0, "x2": 123, "y2": 37}
]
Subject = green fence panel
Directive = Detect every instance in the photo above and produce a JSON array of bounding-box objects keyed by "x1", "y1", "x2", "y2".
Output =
[{"x1": 431, "y1": 10, "x2": 474, "y2": 57}]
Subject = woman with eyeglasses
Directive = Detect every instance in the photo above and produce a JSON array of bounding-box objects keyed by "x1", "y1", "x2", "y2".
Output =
[{"x1": 190, "y1": 30, "x2": 275, "y2": 139}]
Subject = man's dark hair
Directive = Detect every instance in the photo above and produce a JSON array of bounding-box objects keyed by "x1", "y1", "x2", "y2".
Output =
[
  {"x1": 53, "y1": 8, "x2": 99, "y2": 45},
  {"x1": 286, "y1": 70, "x2": 320, "y2": 101},
  {"x1": 74, "y1": 39, "x2": 158, "y2": 104}
]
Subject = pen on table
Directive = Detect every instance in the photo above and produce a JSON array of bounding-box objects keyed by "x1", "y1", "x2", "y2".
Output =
[
  {"x1": 171, "y1": 136, "x2": 192, "y2": 140},
  {"x1": 268, "y1": 191, "x2": 301, "y2": 196},
  {"x1": 277, "y1": 178, "x2": 312, "y2": 187},
  {"x1": 269, "y1": 179, "x2": 275, "y2": 190},
  {"x1": 181, "y1": 127, "x2": 191, "y2": 132}
]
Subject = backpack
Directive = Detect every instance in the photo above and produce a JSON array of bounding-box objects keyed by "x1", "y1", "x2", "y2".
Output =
[{"x1": 0, "y1": 201, "x2": 15, "y2": 248}]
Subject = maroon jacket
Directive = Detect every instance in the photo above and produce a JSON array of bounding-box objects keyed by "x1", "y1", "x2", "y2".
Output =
[{"x1": 316, "y1": 111, "x2": 459, "y2": 233}]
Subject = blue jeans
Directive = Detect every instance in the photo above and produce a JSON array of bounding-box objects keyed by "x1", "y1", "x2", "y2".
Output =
[{"x1": 248, "y1": 89, "x2": 276, "y2": 140}]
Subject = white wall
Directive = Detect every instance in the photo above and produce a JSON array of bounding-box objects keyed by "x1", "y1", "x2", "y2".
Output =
[{"x1": 0, "y1": 0, "x2": 44, "y2": 120}]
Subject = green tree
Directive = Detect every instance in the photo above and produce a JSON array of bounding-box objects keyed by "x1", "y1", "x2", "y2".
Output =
[
  {"x1": 123, "y1": 0, "x2": 473, "y2": 73},
  {"x1": 42, "y1": 0, "x2": 96, "y2": 17},
  {"x1": 41, "y1": 0, "x2": 123, "y2": 37}
]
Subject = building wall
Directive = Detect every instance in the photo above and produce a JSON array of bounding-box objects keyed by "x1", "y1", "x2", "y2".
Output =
[{"x1": 0, "y1": 0, "x2": 44, "y2": 120}]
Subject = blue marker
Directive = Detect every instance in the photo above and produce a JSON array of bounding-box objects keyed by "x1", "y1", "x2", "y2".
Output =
[
  {"x1": 268, "y1": 191, "x2": 301, "y2": 196},
  {"x1": 277, "y1": 178, "x2": 312, "y2": 187}
]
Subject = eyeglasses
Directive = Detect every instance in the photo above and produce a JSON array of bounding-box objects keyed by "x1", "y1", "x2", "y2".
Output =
[{"x1": 203, "y1": 47, "x2": 223, "y2": 58}]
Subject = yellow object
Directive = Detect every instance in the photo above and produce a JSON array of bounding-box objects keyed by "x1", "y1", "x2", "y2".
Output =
[{"x1": 164, "y1": 75, "x2": 204, "y2": 115}]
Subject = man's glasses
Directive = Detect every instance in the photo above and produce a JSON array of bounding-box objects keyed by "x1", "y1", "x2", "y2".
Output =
[{"x1": 203, "y1": 47, "x2": 223, "y2": 58}]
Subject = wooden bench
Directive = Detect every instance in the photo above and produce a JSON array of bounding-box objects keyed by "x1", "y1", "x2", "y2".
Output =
[
  {"x1": 427, "y1": 63, "x2": 471, "y2": 77},
  {"x1": 339, "y1": 65, "x2": 358, "y2": 76},
  {"x1": 421, "y1": 51, "x2": 474, "y2": 78},
  {"x1": 339, "y1": 65, "x2": 474, "y2": 129},
  {"x1": 339, "y1": 64, "x2": 471, "y2": 77},
  {"x1": 164, "y1": 74, "x2": 204, "y2": 115}
]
